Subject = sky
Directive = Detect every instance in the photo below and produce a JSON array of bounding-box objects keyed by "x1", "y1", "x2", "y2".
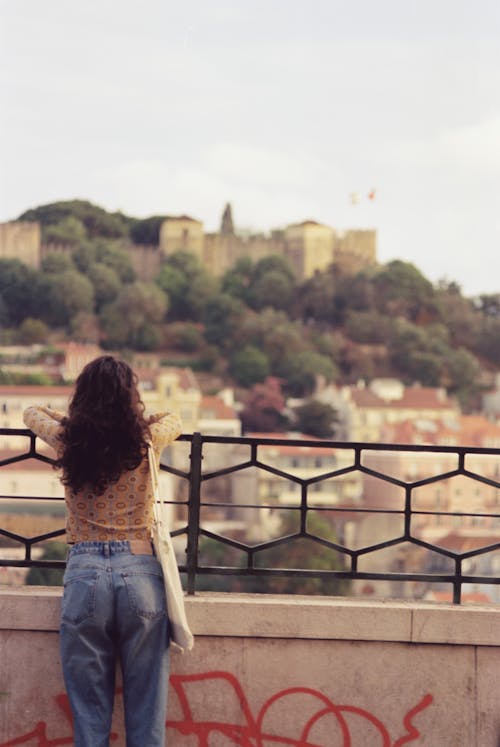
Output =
[{"x1": 0, "y1": 0, "x2": 499, "y2": 297}]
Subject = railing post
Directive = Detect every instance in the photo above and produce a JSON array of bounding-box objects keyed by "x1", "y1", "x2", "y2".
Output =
[{"x1": 185, "y1": 432, "x2": 203, "y2": 595}]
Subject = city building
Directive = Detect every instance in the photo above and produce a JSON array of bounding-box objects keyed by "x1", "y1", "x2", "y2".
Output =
[{"x1": 319, "y1": 379, "x2": 460, "y2": 442}]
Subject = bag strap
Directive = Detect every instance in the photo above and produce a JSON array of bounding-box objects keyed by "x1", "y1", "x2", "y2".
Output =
[{"x1": 147, "y1": 442, "x2": 162, "y2": 525}]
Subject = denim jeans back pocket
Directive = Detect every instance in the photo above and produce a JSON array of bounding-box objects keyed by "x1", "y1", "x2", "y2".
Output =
[
  {"x1": 122, "y1": 570, "x2": 167, "y2": 620},
  {"x1": 61, "y1": 571, "x2": 98, "y2": 624}
]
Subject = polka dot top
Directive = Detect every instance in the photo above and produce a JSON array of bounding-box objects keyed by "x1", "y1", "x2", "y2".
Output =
[{"x1": 23, "y1": 406, "x2": 182, "y2": 544}]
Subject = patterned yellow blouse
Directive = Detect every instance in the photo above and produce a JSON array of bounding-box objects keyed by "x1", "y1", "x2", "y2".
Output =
[{"x1": 23, "y1": 406, "x2": 182, "y2": 544}]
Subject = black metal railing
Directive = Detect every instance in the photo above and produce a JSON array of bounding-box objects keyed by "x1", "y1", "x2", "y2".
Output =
[{"x1": 1, "y1": 428, "x2": 500, "y2": 603}]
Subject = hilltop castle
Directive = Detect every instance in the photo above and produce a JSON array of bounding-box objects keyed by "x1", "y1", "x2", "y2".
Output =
[{"x1": 0, "y1": 204, "x2": 377, "y2": 281}]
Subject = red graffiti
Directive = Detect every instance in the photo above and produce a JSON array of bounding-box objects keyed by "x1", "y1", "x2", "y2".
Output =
[
  {"x1": 0, "y1": 671, "x2": 433, "y2": 747},
  {"x1": 167, "y1": 671, "x2": 433, "y2": 747}
]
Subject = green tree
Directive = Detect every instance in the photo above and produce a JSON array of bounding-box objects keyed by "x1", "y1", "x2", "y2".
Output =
[
  {"x1": 36, "y1": 270, "x2": 95, "y2": 327},
  {"x1": 20, "y1": 199, "x2": 129, "y2": 239},
  {"x1": 256, "y1": 510, "x2": 349, "y2": 595},
  {"x1": 25, "y1": 542, "x2": 67, "y2": 586},
  {"x1": 156, "y1": 251, "x2": 218, "y2": 321},
  {"x1": 202, "y1": 294, "x2": 246, "y2": 349},
  {"x1": 293, "y1": 270, "x2": 336, "y2": 322},
  {"x1": 293, "y1": 400, "x2": 338, "y2": 439},
  {"x1": 247, "y1": 255, "x2": 296, "y2": 312},
  {"x1": 331, "y1": 269, "x2": 378, "y2": 324},
  {"x1": 72, "y1": 243, "x2": 97, "y2": 273},
  {"x1": 444, "y1": 347, "x2": 481, "y2": 408},
  {"x1": 195, "y1": 511, "x2": 349, "y2": 595},
  {"x1": 87, "y1": 262, "x2": 122, "y2": 309},
  {"x1": 276, "y1": 351, "x2": 338, "y2": 397},
  {"x1": 229, "y1": 345, "x2": 270, "y2": 387},
  {"x1": 100, "y1": 282, "x2": 168, "y2": 350},
  {"x1": 41, "y1": 252, "x2": 76, "y2": 274},
  {"x1": 249, "y1": 269, "x2": 294, "y2": 311},
  {"x1": 94, "y1": 240, "x2": 135, "y2": 283},
  {"x1": 0, "y1": 259, "x2": 39, "y2": 325},
  {"x1": 16, "y1": 318, "x2": 50, "y2": 344},
  {"x1": 373, "y1": 260, "x2": 437, "y2": 322},
  {"x1": 43, "y1": 216, "x2": 87, "y2": 244},
  {"x1": 165, "y1": 322, "x2": 204, "y2": 352},
  {"x1": 238, "y1": 309, "x2": 309, "y2": 369},
  {"x1": 344, "y1": 310, "x2": 393, "y2": 344},
  {"x1": 475, "y1": 293, "x2": 500, "y2": 318},
  {"x1": 435, "y1": 282, "x2": 482, "y2": 349},
  {"x1": 129, "y1": 215, "x2": 167, "y2": 245},
  {"x1": 221, "y1": 256, "x2": 254, "y2": 305}
]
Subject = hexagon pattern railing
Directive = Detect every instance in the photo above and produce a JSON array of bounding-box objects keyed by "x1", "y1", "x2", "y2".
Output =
[{"x1": 1, "y1": 428, "x2": 500, "y2": 603}]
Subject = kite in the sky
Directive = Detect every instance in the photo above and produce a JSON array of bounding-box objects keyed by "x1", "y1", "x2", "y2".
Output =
[{"x1": 349, "y1": 190, "x2": 377, "y2": 204}]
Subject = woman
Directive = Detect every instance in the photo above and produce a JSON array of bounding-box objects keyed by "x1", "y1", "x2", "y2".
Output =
[{"x1": 23, "y1": 355, "x2": 182, "y2": 747}]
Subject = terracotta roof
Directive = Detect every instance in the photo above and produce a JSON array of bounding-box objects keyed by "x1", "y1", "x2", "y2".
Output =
[
  {"x1": 247, "y1": 433, "x2": 335, "y2": 457},
  {"x1": 200, "y1": 395, "x2": 237, "y2": 420},
  {"x1": 348, "y1": 385, "x2": 455, "y2": 410},
  {"x1": 436, "y1": 531, "x2": 500, "y2": 553},
  {"x1": 349, "y1": 389, "x2": 385, "y2": 407},
  {"x1": 0, "y1": 386, "x2": 72, "y2": 396},
  {"x1": 168, "y1": 367, "x2": 200, "y2": 392},
  {"x1": 383, "y1": 415, "x2": 500, "y2": 447},
  {"x1": 397, "y1": 387, "x2": 455, "y2": 410}
]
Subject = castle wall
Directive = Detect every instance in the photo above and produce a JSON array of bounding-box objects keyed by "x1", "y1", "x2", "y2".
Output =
[
  {"x1": 335, "y1": 229, "x2": 377, "y2": 274},
  {"x1": 0, "y1": 222, "x2": 41, "y2": 269}
]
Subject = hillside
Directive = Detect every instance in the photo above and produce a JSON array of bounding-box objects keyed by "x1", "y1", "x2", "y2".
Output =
[{"x1": 1, "y1": 199, "x2": 499, "y2": 411}]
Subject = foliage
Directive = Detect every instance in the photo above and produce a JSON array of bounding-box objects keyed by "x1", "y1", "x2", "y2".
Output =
[
  {"x1": 255, "y1": 510, "x2": 349, "y2": 595},
  {"x1": 195, "y1": 510, "x2": 349, "y2": 595},
  {"x1": 20, "y1": 200, "x2": 129, "y2": 239},
  {"x1": 25, "y1": 542, "x2": 67, "y2": 586},
  {"x1": 43, "y1": 216, "x2": 87, "y2": 245},
  {"x1": 129, "y1": 215, "x2": 167, "y2": 245},
  {"x1": 87, "y1": 262, "x2": 122, "y2": 309},
  {"x1": 276, "y1": 351, "x2": 338, "y2": 397},
  {"x1": 373, "y1": 260, "x2": 438, "y2": 322},
  {"x1": 156, "y1": 251, "x2": 218, "y2": 321},
  {"x1": 16, "y1": 318, "x2": 50, "y2": 345},
  {"x1": 4, "y1": 198, "x2": 497, "y2": 398},
  {"x1": 41, "y1": 252, "x2": 76, "y2": 274},
  {"x1": 292, "y1": 270, "x2": 336, "y2": 322},
  {"x1": 222, "y1": 255, "x2": 295, "y2": 312},
  {"x1": 229, "y1": 345, "x2": 270, "y2": 387},
  {"x1": 292, "y1": 400, "x2": 338, "y2": 439},
  {"x1": 237, "y1": 309, "x2": 309, "y2": 370},
  {"x1": 36, "y1": 270, "x2": 95, "y2": 328},
  {"x1": 344, "y1": 310, "x2": 393, "y2": 344},
  {"x1": 100, "y1": 282, "x2": 168, "y2": 350},
  {"x1": 0, "y1": 259, "x2": 40, "y2": 325},
  {"x1": 165, "y1": 322, "x2": 204, "y2": 352},
  {"x1": 0, "y1": 369, "x2": 54, "y2": 385},
  {"x1": 201, "y1": 294, "x2": 247, "y2": 349},
  {"x1": 94, "y1": 240, "x2": 136, "y2": 283}
]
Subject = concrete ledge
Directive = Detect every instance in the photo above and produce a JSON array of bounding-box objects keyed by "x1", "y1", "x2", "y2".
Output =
[{"x1": 2, "y1": 587, "x2": 499, "y2": 646}]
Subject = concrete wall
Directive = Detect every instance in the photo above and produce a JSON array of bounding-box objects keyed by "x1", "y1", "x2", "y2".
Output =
[{"x1": 1, "y1": 589, "x2": 499, "y2": 746}]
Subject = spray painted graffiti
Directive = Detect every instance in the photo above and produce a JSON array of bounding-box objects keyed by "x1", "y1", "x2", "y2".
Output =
[{"x1": 0, "y1": 670, "x2": 433, "y2": 747}]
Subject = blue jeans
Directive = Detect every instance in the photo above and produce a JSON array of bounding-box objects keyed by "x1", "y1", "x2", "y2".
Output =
[{"x1": 60, "y1": 541, "x2": 170, "y2": 747}]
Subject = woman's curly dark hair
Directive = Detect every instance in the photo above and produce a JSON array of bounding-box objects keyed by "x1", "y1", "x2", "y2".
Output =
[{"x1": 57, "y1": 356, "x2": 151, "y2": 495}]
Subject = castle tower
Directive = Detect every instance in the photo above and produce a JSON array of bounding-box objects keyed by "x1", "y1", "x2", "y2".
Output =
[{"x1": 220, "y1": 203, "x2": 234, "y2": 236}]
